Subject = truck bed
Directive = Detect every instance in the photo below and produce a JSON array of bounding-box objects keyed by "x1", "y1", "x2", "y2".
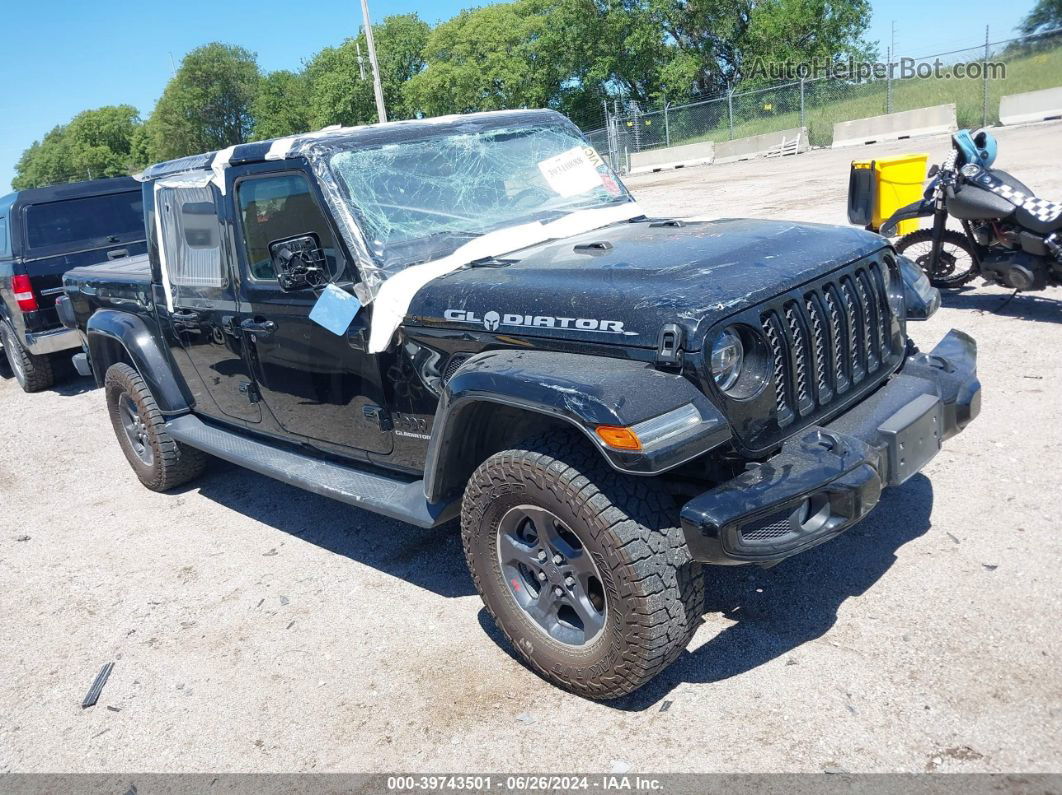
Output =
[
  {"x1": 63, "y1": 253, "x2": 154, "y2": 327},
  {"x1": 64, "y1": 253, "x2": 152, "y2": 286}
]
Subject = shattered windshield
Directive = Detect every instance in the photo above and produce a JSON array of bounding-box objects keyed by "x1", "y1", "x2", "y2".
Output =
[{"x1": 324, "y1": 122, "x2": 629, "y2": 272}]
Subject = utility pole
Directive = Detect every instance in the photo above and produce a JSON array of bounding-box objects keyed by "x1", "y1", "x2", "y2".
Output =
[
  {"x1": 359, "y1": 0, "x2": 388, "y2": 123},
  {"x1": 355, "y1": 40, "x2": 367, "y2": 81},
  {"x1": 168, "y1": 52, "x2": 178, "y2": 77}
]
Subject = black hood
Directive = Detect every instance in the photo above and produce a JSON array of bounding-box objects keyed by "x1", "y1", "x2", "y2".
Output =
[{"x1": 407, "y1": 218, "x2": 886, "y2": 350}]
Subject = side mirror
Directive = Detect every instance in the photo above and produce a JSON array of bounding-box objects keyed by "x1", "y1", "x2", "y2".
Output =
[
  {"x1": 269, "y1": 234, "x2": 327, "y2": 291},
  {"x1": 927, "y1": 164, "x2": 940, "y2": 178}
]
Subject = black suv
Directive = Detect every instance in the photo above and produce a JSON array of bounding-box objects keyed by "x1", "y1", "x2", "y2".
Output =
[
  {"x1": 62, "y1": 110, "x2": 980, "y2": 698},
  {"x1": 0, "y1": 177, "x2": 145, "y2": 391}
]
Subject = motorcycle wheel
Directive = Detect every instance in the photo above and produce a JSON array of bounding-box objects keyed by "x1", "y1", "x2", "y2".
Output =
[{"x1": 894, "y1": 228, "x2": 978, "y2": 288}]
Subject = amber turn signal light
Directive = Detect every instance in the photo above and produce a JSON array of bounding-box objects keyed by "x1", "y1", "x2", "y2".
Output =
[{"x1": 595, "y1": 425, "x2": 642, "y2": 451}]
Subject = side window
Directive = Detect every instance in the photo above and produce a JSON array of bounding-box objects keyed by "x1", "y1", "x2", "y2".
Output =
[
  {"x1": 157, "y1": 184, "x2": 225, "y2": 289},
  {"x1": 0, "y1": 216, "x2": 9, "y2": 258},
  {"x1": 236, "y1": 173, "x2": 340, "y2": 281}
]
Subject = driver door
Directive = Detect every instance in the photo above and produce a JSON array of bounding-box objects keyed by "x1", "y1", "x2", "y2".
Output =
[{"x1": 232, "y1": 167, "x2": 393, "y2": 456}]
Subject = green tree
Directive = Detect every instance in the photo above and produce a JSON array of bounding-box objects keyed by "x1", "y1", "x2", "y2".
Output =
[
  {"x1": 642, "y1": 0, "x2": 875, "y2": 99},
  {"x1": 305, "y1": 13, "x2": 430, "y2": 127},
  {"x1": 405, "y1": 2, "x2": 565, "y2": 118},
  {"x1": 1020, "y1": 0, "x2": 1062, "y2": 34},
  {"x1": 147, "y1": 42, "x2": 261, "y2": 161},
  {"x1": 404, "y1": 0, "x2": 872, "y2": 125},
  {"x1": 252, "y1": 70, "x2": 312, "y2": 139},
  {"x1": 12, "y1": 105, "x2": 145, "y2": 189}
]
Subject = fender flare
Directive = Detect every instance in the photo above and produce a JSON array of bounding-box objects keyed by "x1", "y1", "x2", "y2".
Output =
[
  {"x1": 85, "y1": 309, "x2": 191, "y2": 414},
  {"x1": 880, "y1": 198, "x2": 934, "y2": 237},
  {"x1": 423, "y1": 349, "x2": 731, "y2": 503}
]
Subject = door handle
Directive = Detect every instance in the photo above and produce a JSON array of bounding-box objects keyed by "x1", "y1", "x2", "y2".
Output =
[{"x1": 240, "y1": 318, "x2": 277, "y2": 337}]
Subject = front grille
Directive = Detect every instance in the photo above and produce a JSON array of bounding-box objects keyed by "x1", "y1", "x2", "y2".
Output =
[{"x1": 761, "y1": 259, "x2": 897, "y2": 430}]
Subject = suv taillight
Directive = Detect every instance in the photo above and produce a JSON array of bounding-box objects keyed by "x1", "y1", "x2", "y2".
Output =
[{"x1": 12, "y1": 274, "x2": 38, "y2": 312}]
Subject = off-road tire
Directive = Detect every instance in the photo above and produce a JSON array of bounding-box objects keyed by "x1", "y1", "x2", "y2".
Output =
[
  {"x1": 104, "y1": 363, "x2": 207, "y2": 491},
  {"x1": 461, "y1": 432, "x2": 704, "y2": 700},
  {"x1": 895, "y1": 228, "x2": 978, "y2": 288},
  {"x1": 0, "y1": 323, "x2": 55, "y2": 392}
]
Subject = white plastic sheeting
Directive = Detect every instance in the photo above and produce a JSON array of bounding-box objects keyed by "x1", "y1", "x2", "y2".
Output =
[
  {"x1": 366, "y1": 201, "x2": 645, "y2": 353},
  {"x1": 140, "y1": 110, "x2": 640, "y2": 351}
]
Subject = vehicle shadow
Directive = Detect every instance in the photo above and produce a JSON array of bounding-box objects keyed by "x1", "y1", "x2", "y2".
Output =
[
  {"x1": 604, "y1": 474, "x2": 935, "y2": 711},
  {"x1": 187, "y1": 455, "x2": 932, "y2": 703},
  {"x1": 49, "y1": 373, "x2": 96, "y2": 396},
  {"x1": 941, "y1": 287, "x2": 1062, "y2": 323},
  {"x1": 189, "y1": 460, "x2": 474, "y2": 598},
  {"x1": 477, "y1": 475, "x2": 935, "y2": 708},
  {"x1": 0, "y1": 358, "x2": 95, "y2": 396}
]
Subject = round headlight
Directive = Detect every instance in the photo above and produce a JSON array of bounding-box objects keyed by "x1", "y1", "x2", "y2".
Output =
[{"x1": 710, "y1": 327, "x2": 744, "y2": 391}]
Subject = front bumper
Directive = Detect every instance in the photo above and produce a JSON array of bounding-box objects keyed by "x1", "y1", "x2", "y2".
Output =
[{"x1": 680, "y1": 329, "x2": 980, "y2": 565}]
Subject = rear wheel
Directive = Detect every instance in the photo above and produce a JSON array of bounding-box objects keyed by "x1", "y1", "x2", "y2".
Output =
[
  {"x1": 461, "y1": 432, "x2": 703, "y2": 700},
  {"x1": 104, "y1": 363, "x2": 207, "y2": 491},
  {"x1": 895, "y1": 228, "x2": 977, "y2": 288},
  {"x1": 0, "y1": 323, "x2": 54, "y2": 392}
]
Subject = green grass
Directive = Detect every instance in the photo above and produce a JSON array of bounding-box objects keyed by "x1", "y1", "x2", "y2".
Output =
[{"x1": 648, "y1": 41, "x2": 1062, "y2": 150}]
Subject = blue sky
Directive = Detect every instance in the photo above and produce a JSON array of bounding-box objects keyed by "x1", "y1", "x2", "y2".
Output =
[{"x1": 1, "y1": 0, "x2": 1033, "y2": 192}]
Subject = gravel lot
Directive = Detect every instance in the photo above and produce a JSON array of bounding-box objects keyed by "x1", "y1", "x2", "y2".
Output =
[{"x1": 1, "y1": 122, "x2": 1060, "y2": 774}]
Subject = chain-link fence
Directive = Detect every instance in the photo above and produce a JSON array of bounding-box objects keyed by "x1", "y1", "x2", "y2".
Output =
[{"x1": 585, "y1": 27, "x2": 1062, "y2": 172}]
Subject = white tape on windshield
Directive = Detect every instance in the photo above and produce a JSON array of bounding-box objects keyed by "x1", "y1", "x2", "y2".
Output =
[{"x1": 366, "y1": 201, "x2": 645, "y2": 353}]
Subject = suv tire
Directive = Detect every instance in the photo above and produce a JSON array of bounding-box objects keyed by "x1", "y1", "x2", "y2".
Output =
[
  {"x1": 461, "y1": 432, "x2": 703, "y2": 700},
  {"x1": 0, "y1": 323, "x2": 55, "y2": 392},
  {"x1": 104, "y1": 363, "x2": 207, "y2": 491}
]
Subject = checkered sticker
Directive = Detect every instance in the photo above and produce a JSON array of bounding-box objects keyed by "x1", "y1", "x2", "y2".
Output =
[{"x1": 974, "y1": 170, "x2": 1062, "y2": 223}]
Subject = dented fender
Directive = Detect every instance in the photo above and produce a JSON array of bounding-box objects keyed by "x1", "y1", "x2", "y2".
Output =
[{"x1": 423, "y1": 349, "x2": 731, "y2": 502}]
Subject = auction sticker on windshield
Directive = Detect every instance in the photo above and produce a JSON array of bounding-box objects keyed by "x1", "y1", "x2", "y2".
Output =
[{"x1": 538, "y1": 146, "x2": 603, "y2": 197}]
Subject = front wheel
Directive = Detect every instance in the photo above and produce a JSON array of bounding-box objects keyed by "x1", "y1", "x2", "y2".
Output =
[
  {"x1": 895, "y1": 228, "x2": 978, "y2": 288},
  {"x1": 461, "y1": 432, "x2": 703, "y2": 700}
]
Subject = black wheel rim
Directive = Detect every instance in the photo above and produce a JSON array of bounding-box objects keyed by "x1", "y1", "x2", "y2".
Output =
[
  {"x1": 118, "y1": 392, "x2": 154, "y2": 465},
  {"x1": 496, "y1": 505, "x2": 606, "y2": 646}
]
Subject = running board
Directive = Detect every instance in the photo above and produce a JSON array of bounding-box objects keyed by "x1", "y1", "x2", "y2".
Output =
[{"x1": 165, "y1": 415, "x2": 458, "y2": 528}]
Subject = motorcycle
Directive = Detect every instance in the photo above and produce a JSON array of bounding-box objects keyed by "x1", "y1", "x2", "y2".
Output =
[{"x1": 882, "y1": 129, "x2": 1062, "y2": 291}]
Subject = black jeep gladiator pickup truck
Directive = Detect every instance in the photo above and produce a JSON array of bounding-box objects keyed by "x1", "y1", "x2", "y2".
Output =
[
  {"x1": 0, "y1": 177, "x2": 145, "y2": 391},
  {"x1": 62, "y1": 110, "x2": 980, "y2": 699}
]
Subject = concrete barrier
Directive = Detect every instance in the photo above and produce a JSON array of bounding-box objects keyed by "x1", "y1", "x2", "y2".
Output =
[
  {"x1": 714, "y1": 127, "x2": 807, "y2": 164},
  {"x1": 832, "y1": 104, "x2": 957, "y2": 148},
  {"x1": 999, "y1": 87, "x2": 1062, "y2": 125},
  {"x1": 628, "y1": 140, "x2": 714, "y2": 175}
]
